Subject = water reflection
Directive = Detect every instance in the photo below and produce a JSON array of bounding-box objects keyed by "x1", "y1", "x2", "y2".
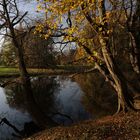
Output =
[
  {"x1": 0, "y1": 87, "x2": 31, "y2": 140},
  {"x1": 6, "y1": 76, "x2": 59, "y2": 116},
  {"x1": 0, "y1": 76, "x2": 59, "y2": 140},
  {"x1": 74, "y1": 73, "x2": 117, "y2": 118},
  {"x1": 5, "y1": 76, "x2": 59, "y2": 129},
  {"x1": 54, "y1": 77, "x2": 91, "y2": 124},
  {"x1": 0, "y1": 74, "x2": 117, "y2": 139}
]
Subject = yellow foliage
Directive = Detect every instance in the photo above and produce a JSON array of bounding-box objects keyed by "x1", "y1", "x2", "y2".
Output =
[{"x1": 35, "y1": 0, "x2": 121, "y2": 64}]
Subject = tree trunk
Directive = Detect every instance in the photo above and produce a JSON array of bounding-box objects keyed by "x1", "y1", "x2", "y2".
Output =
[
  {"x1": 11, "y1": 33, "x2": 56, "y2": 128},
  {"x1": 99, "y1": 36, "x2": 135, "y2": 113},
  {"x1": 12, "y1": 39, "x2": 56, "y2": 128},
  {"x1": 98, "y1": 0, "x2": 135, "y2": 113},
  {"x1": 129, "y1": 33, "x2": 140, "y2": 74},
  {"x1": 129, "y1": 0, "x2": 140, "y2": 74},
  {"x1": 3, "y1": 0, "x2": 31, "y2": 93}
]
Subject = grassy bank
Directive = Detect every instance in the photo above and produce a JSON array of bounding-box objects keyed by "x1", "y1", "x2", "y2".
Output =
[
  {"x1": 0, "y1": 67, "x2": 19, "y2": 77},
  {"x1": 0, "y1": 66, "x2": 92, "y2": 77}
]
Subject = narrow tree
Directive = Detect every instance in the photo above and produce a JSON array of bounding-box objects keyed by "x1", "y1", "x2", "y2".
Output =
[
  {"x1": 119, "y1": 0, "x2": 140, "y2": 74},
  {"x1": 0, "y1": 0, "x2": 31, "y2": 92},
  {"x1": 0, "y1": 0, "x2": 56, "y2": 127}
]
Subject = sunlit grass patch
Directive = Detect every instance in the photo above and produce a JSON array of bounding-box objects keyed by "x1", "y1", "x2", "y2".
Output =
[
  {"x1": 0, "y1": 65, "x2": 91, "y2": 77},
  {"x1": 0, "y1": 67, "x2": 19, "y2": 74}
]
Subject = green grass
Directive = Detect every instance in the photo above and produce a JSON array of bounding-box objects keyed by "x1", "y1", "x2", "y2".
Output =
[
  {"x1": 0, "y1": 67, "x2": 54, "y2": 76},
  {"x1": 0, "y1": 67, "x2": 80, "y2": 77},
  {"x1": 0, "y1": 67, "x2": 19, "y2": 74},
  {"x1": 0, "y1": 67, "x2": 19, "y2": 77},
  {"x1": 0, "y1": 65, "x2": 92, "y2": 77}
]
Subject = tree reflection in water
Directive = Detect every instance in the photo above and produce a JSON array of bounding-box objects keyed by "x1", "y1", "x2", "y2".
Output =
[
  {"x1": 4, "y1": 76, "x2": 60, "y2": 133},
  {"x1": 0, "y1": 74, "x2": 119, "y2": 139},
  {"x1": 74, "y1": 73, "x2": 118, "y2": 118}
]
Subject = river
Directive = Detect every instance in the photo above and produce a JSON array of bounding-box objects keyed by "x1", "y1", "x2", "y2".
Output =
[{"x1": 0, "y1": 74, "x2": 117, "y2": 139}]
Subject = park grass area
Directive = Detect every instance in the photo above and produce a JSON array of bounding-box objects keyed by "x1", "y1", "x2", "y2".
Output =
[
  {"x1": 0, "y1": 67, "x2": 64, "y2": 77},
  {"x1": 0, "y1": 67, "x2": 19, "y2": 76},
  {"x1": 0, "y1": 65, "x2": 91, "y2": 77}
]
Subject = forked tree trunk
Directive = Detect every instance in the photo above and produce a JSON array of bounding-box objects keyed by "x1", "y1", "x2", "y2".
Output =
[
  {"x1": 98, "y1": 0, "x2": 135, "y2": 113},
  {"x1": 99, "y1": 36, "x2": 135, "y2": 113}
]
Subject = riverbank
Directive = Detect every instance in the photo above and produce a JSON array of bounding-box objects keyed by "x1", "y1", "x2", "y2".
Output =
[
  {"x1": 26, "y1": 111, "x2": 140, "y2": 140},
  {"x1": 0, "y1": 66, "x2": 93, "y2": 78}
]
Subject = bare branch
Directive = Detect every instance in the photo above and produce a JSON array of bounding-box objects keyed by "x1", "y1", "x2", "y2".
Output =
[
  {"x1": 13, "y1": 11, "x2": 28, "y2": 26},
  {"x1": 66, "y1": 10, "x2": 72, "y2": 28}
]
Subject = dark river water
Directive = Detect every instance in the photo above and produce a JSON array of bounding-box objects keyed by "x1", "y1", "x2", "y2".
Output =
[{"x1": 0, "y1": 74, "x2": 117, "y2": 140}]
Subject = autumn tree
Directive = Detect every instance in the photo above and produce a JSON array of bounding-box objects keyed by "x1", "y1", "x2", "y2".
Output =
[
  {"x1": 0, "y1": 31, "x2": 57, "y2": 68},
  {"x1": 36, "y1": 0, "x2": 140, "y2": 113},
  {"x1": 0, "y1": 0, "x2": 32, "y2": 91},
  {"x1": 23, "y1": 29, "x2": 56, "y2": 68}
]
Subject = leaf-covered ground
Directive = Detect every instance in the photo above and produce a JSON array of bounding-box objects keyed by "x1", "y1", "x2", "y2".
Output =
[{"x1": 26, "y1": 111, "x2": 140, "y2": 140}]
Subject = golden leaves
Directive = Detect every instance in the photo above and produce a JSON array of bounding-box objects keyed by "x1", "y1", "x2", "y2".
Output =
[{"x1": 35, "y1": 0, "x2": 112, "y2": 64}]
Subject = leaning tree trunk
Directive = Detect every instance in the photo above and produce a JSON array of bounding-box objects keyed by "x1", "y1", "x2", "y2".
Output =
[
  {"x1": 11, "y1": 33, "x2": 56, "y2": 128},
  {"x1": 14, "y1": 39, "x2": 31, "y2": 93},
  {"x1": 3, "y1": 0, "x2": 31, "y2": 94},
  {"x1": 99, "y1": 36, "x2": 135, "y2": 113},
  {"x1": 11, "y1": 32, "x2": 56, "y2": 128},
  {"x1": 98, "y1": 0, "x2": 135, "y2": 113}
]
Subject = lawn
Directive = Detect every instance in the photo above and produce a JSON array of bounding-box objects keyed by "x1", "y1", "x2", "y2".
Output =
[
  {"x1": 0, "y1": 65, "x2": 90, "y2": 77},
  {"x1": 0, "y1": 67, "x2": 19, "y2": 75},
  {"x1": 0, "y1": 67, "x2": 57, "y2": 77}
]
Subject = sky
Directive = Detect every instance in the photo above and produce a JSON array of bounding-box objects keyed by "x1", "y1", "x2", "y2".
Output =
[{"x1": 18, "y1": 0, "x2": 39, "y2": 18}]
